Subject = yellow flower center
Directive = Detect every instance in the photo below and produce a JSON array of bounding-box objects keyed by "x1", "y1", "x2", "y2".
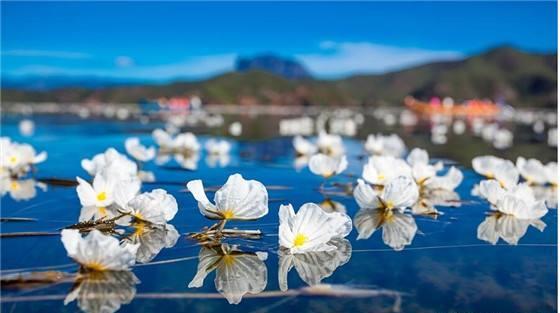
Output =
[
  {"x1": 134, "y1": 212, "x2": 144, "y2": 221},
  {"x1": 322, "y1": 171, "x2": 333, "y2": 178},
  {"x1": 98, "y1": 207, "x2": 107, "y2": 216},
  {"x1": 385, "y1": 201, "x2": 394, "y2": 209},
  {"x1": 223, "y1": 209, "x2": 234, "y2": 219},
  {"x1": 133, "y1": 221, "x2": 147, "y2": 237},
  {"x1": 293, "y1": 233, "x2": 308, "y2": 247},
  {"x1": 9, "y1": 156, "x2": 17, "y2": 164},
  {"x1": 10, "y1": 181, "x2": 19, "y2": 191},
  {"x1": 222, "y1": 255, "x2": 236, "y2": 266},
  {"x1": 96, "y1": 192, "x2": 107, "y2": 202},
  {"x1": 84, "y1": 261, "x2": 106, "y2": 271},
  {"x1": 377, "y1": 173, "x2": 385, "y2": 181}
]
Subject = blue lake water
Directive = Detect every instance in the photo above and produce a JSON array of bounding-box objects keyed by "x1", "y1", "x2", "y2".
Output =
[{"x1": 0, "y1": 114, "x2": 557, "y2": 313}]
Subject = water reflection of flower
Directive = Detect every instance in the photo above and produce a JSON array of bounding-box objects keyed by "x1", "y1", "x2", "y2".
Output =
[
  {"x1": 530, "y1": 185, "x2": 558, "y2": 209},
  {"x1": 278, "y1": 238, "x2": 351, "y2": 291},
  {"x1": 318, "y1": 198, "x2": 347, "y2": 213},
  {"x1": 0, "y1": 178, "x2": 46, "y2": 201},
  {"x1": 412, "y1": 188, "x2": 461, "y2": 216},
  {"x1": 205, "y1": 154, "x2": 230, "y2": 168},
  {"x1": 122, "y1": 223, "x2": 179, "y2": 263},
  {"x1": 65, "y1": 270, "x2": 139, "y2": 313},
  {"x1": 477, "y1": 212, "x2": 546, "y2": 245},
  {"x1": 353, "y1": 176, "x2": 419, "y2": 250},
  {"x1": 354, "y1": 207, "x2": 417, "y2": 251},
  {"x1": 188, "y1": 244, "x2": 268, "y2": 304},
  {"x1": 155, "y1": 150, "x2": 200, "y2": 171}
]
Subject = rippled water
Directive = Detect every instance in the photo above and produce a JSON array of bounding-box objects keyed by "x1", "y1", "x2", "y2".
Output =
[{"x1": 1, "y1": 114, "x2": 557, "y2": 313}]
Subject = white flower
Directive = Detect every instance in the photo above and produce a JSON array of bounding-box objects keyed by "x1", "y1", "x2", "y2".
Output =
[
  {"x1": 531, "y1": 185, "x2": 558, "y2": 209},
  {"x1": 406, "y1": 148, "x2": 449, "y2": 186},
  {"x1": 278, "y1": 238, "x2": 351, "y2": 291},
  {"x1": 173, "y1": 152, "x2": 200, "y2": 170},
  {"x1": 76, "y1": 174, "x2": 141, "y2": 222},
  {"x1": 354, "y1": 207, "x2": 417, "y2": 251},
  {"x1": 188, "y1": 244, "x2": 267, "y2": 304},
  {"x1": 361, "y1": 155, "x2": 412, "y2": 186},
  {"x1": 364, "y1": 134, "x2": 406, "y2": 157},
  {"x1": 317, "y1": 131, "x2": 345, "y2": 156},
  {"x1": 205, "y1": 139, "x2": 231, "y2": 155},
  {"x1": 423, "y1": 166, "x2": 463, "y2": 191},
  {"x1": 81, "y1": 148, "x2": 138, "y2": 181},
  {"x1": 125, "y1": 137, "x2": 155, "y2": 162},
  {"x1": 152, "y1": 129, "x2": 200, "y2": 152},
  {"x1": 278, "y1": 203, "x2": 352, "y2": 254},
  {"x1": 492, "y1": 128, "x2": 513, "y2": 150},
  {"x1": 124, "y1": 189, "x2": 178, "y2": 225},
  {"x1": 19, "y1": 119, "x2": 34, "y2": 137},
  {"x1": 76, "y1": 174, "x2": 117, "y2": 208},
  {"x1": 516, "y1": 157, "x2": 548, "y2": 185},
  {"x1": 545, "y1": 162, "x2": 557, "y2": 185},
  {"x1": 293, "y1": 136, "x2": 318, "y2": 155},
  {"x1": 353, "y1": 177, "x2": 419, "y2": 211},
  {"x1": 229, "y1": 122, "x2": 243, "y2": 137},
  {"x1": 61, "y1": 229, "x2": 139, "y2": 271},
  {"x1": 472, "y1": 156, "x2": 519, "y2": 189},
  {"x1": 495, "y1": 191, "x2": 548, "y2": 220},
  {"x1": 0, "y1": 178, "x2": 45, "y2": 201},
  {"x1": 472, "y1": 155, "x2": 504, "y2": 177},
  {"x1": 412, "y1": 189, "x2": 460, "y2": 215},
  {"x1": 186, "y1": 173, "x2": 268, "y2": 220},
  {"x1": 0, "y1": 138, "x2": 47, "y2": 176},
  {"x1": 308, "y1": 154, "x2": 347, "y2": 178},
  {"x1": 477, "y1": 214, "x2": 546, "y2": 245}
]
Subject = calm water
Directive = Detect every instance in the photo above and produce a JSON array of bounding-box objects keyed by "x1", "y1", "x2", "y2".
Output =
[{"x1": 1, "y1": 114, "x2": 557, "y2": 313}]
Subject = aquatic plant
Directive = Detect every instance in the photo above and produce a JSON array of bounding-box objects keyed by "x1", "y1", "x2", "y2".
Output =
[
  {"x1": 0, "y1": 137, "x2": 47, "y2": 178},
  {"x1": 308, "y1": 153, "x2": 348, "y2": 179},
  {"x1": 278, "y1": 203, "x2": 352, "y2": 254}
]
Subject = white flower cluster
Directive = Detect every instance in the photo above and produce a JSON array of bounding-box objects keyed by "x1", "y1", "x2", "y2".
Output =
[
  {"x1": 471, "y1": 155, "x2": 555, "y2": 245},
  {"x1": 0, "y1": 137, "x2": 47, "y2": 178},
  {"x1": 293, "y1": 131, "x2": 348, "y2": 176},
  {"x1": 0, "y1": 137, "x2": 48, "y2": 201}
]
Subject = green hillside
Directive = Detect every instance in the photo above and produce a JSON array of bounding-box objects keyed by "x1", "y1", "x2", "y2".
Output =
[{"x1": 2, "y1": 46, "x2": 557, "y2": 107}]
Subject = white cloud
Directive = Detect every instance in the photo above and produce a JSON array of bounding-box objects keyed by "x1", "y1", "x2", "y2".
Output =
[
  {"x1": 115, "y1": 56, "x2": 135, "y2": 68},
  {"x1": 2, "y1": 49, "x2": 91, "y2": 59},
  {"x1": 6, "y1": 54, "x2": 236, "y2": 80},
  {"x1": 298, "y1": 41, "x2": 464, "y2": 78},
  {"x1": 4, "y1": 43, "x2": 464, "y2": 80}
]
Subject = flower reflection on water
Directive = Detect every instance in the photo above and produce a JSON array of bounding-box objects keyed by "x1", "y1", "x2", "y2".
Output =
[{"x1": 0, "y1": 111, "x2": 556, "y2": 313}]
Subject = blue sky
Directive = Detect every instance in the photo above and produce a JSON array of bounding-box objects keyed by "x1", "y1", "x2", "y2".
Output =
[{"x1": 1, "y1": 2, "x2": 557, "y2": 81}]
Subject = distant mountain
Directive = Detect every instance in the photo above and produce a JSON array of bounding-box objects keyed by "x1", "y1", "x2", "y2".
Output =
[
  {"x1": 2, "y1": 46, "x2": 557, "y2": 108},
  {"x1": 236, "y1": 54, "x2": 311, "y2": 80}
]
